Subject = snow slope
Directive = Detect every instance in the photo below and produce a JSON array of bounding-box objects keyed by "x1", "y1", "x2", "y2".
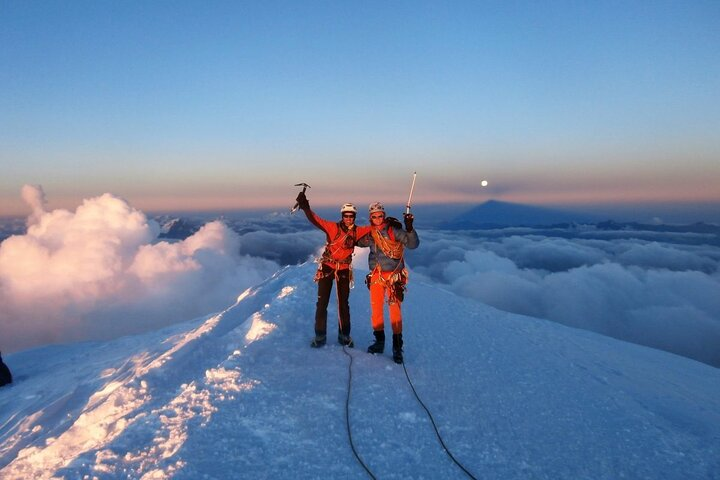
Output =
[{"x1": 1, "y1": 262, "x2": 719, "y2": 479}]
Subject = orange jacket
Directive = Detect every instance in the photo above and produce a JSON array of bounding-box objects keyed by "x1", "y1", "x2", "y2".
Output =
[{"x1": 303, "y1": 208, "x2": 371, "y2": 270}]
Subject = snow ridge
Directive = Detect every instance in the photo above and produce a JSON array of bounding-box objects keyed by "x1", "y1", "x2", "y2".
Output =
[{"x1": 1, "y1": 262, "x2": 719, "y2": 479}]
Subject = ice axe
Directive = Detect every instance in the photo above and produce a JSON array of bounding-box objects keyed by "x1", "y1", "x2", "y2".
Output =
[
  {"x1": 291, "y1": 182, "x2": 311, "y2": 213},
  {"x1": 405, "y1": 172, "x2": 417, "y2": 215}
]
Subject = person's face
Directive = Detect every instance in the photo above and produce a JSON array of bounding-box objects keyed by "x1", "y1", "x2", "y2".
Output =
[
  {"x1": 342, "y1": 212, "x2": 356, "y2": 227},
  {"x1": 370, "y1": 212, "x2": 385, "y2": 226}
]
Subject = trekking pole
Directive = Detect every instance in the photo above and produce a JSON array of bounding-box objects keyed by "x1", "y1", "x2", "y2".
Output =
[
  {"x1": 405, "y1": 172, "x2": 417, "y2": 215},
  {"x1": 290, "y1": 182, "x2": 311, "y2": 214}
]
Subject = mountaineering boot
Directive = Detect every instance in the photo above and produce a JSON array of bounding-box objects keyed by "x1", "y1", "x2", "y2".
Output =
[
  {"x1": 392, "y1": 333, "x2": 404, "y2": 364},
  {"x1": 367, "y1": 330, "x2": 385, "y2": 354},
  {"x1": 338, "y1": 334, "x2": 354, "y2": 348},
  {"x1": 310, "y1": 335, "x2": 327, "y2": 348}
]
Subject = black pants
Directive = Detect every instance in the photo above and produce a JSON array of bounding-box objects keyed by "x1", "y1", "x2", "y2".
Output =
[{"x1": 315, "y1": 265, "x2": 351, "y2": 337}]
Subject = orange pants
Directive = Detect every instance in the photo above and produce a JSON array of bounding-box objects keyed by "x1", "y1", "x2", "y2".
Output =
[{"x1": 369, "y1": 269, "x2": 403, "y2": 334}]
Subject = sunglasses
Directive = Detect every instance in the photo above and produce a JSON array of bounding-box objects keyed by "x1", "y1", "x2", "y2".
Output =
[
  {"x1": 370, "y1": 214, "x2": 385, "y2": 219},
  {"x1": 342, "y1": 214, "x2": 356, "y2": 218}
]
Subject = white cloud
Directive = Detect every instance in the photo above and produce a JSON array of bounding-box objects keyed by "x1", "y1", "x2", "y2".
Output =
[
  {"x1": 0, "y1": 186, "x2": 279, "y2": 353},
  {"x1": 20, "y1": 184, "x2": 47, "y2": 226},
  {"x1": 236, "y1": 230, "x2": 321, "y2": 265},
  {"x1": 616, "y1": 242, "x2": 716, "y2": 272}
]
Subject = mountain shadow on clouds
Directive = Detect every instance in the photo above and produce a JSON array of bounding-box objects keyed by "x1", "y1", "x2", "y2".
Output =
[{"x1": 442, "y1": 200, "x2": 600, "y2": 229}]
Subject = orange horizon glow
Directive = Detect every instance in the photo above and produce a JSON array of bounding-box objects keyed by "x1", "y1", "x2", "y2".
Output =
[{"x1": 2, "y1": 186, "x2": 720, "y2": 218}]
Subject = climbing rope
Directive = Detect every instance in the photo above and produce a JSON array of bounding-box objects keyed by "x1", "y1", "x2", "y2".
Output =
[
  {"x1": 402, "y1": 361, "x2": 478, "y2": 480},
  {"x1": 342, "y1": 345, "x2": 377, "y2": 479}
]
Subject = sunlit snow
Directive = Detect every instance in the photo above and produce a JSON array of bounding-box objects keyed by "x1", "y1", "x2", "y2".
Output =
[{"x1": 1, "y1": 262, "x2": 719, "y2": 479}]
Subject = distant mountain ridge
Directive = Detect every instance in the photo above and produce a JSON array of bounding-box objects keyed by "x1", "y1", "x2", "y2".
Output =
[
  {"x1": 441, "y1": 200, "x2": 599, "y2": 229},
  {"x1": 157, "y1": 217, "x2": 200, "y2": 239}
]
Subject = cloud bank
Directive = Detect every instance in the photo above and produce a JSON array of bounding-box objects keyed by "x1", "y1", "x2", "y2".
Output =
[
  {"x1": 0, "y1": 186, "x2": 279, "y2": 353},
  {"x1": 3, "y1": 189, "x2": 719, "y2": 368},
  {"x1": 408, "y1": 231, "x2": 720, "y2": 367}
]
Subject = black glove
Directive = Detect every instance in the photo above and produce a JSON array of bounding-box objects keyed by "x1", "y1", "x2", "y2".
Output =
[
  {"x1": 386, "y1": 216, "x2": 403, "y2": 230},
  {"x1": 296, "y1": 191, "x2": 310, "y2": 210},
  {"x1": 403, "y1": 213, "x2": 414, "y2": 232}
]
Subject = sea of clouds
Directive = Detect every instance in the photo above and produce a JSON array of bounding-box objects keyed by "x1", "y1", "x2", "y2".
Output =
[
  {"x1": 2, "y1": 186, "x2": 719, "y2": 368},
  {"x1": 408, "y1": 230, "x2": 720, "y2": 367}
]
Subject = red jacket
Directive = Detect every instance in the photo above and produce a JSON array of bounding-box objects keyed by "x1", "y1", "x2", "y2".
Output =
[{"x1": 303, "y1": 208, "x2": 371, "y2": 270}]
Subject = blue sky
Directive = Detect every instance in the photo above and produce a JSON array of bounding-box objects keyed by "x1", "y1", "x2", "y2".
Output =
[{"x1": 1, "y1": 0, "x2": 719, "y2": 215}]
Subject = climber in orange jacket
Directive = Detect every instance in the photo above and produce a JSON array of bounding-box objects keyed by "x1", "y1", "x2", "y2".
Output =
[{"x1": 296, "y1": 190, "x2": 371, "y2": 348}]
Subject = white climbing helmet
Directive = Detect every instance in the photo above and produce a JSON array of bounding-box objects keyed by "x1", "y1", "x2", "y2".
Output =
[
  {"x1": 368, "y1": 202, "x2": 385, "y2": 215},
  {"x1": 340, "y1": 203, "x2": 357, "y2": 214}
]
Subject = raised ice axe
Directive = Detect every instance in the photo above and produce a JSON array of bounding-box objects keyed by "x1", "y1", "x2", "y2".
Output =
[
  {"x1": 291, "y1": 182, "x2": 311, "y2": 214},
  {"x1": 405, "y1": 172, "x2": 417, "y2": 215}
]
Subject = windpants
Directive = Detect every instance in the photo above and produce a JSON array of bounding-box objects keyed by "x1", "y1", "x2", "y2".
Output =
[{"x1": 369, "y1": 269, "x2": 403, "y2": 334}]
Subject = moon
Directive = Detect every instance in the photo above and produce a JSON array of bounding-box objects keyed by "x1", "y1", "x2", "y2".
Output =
[{"x1": 481, "y1": 180, "x2": 488, "y2": 187}]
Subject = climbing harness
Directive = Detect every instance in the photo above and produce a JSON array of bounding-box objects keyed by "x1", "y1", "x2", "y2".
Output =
[
  {"x1": 315, "y1": 261, "x2": 354, "y2": 289},
  {"x1": 315, "y1": 223, "x2": 357, "y2": 287},
  {"x1": 365, "y1": 265, "x2": 407, "y2": 304}
]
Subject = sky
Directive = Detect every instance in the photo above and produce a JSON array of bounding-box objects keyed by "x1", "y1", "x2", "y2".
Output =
[{"x1": 2, "y1": 1, "x2": 720, "y2": 216}]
